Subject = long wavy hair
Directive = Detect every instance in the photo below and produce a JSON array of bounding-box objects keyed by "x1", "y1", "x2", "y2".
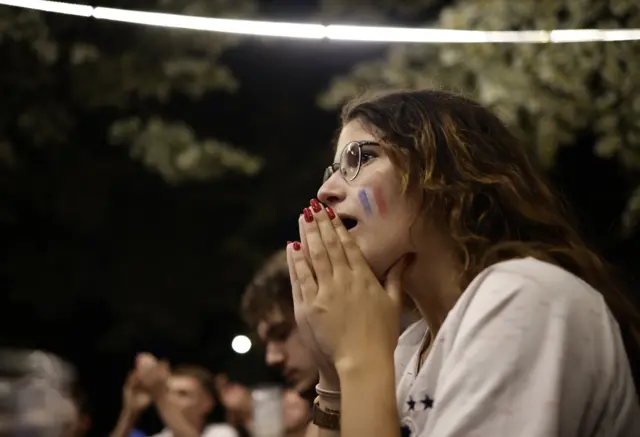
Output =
[{"x1": 341, "y1": 89, "x2": 640, "y2": 394}]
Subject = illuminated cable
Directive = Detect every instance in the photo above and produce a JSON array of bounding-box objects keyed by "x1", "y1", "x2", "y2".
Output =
[
  {"x1": 1, "y1": 0, "x2": 639, "y2": 43},
  {"x1": 1, "y1": 0, "x2": 92, "y2": 16}
]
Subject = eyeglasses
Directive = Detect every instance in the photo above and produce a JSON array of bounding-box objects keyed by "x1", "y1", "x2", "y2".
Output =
[{"x1": 323, "y1": 140, "x2": 380, "y2": 183}]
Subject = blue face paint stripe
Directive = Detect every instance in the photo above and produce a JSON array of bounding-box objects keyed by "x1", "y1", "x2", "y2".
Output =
[{"x1": 359, "y1": 189, "x2": 373, "y2": 216}]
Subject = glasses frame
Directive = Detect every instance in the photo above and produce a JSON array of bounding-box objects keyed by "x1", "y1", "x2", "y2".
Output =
[{"x1": 323, "y1": 140, "x2": 380, "y2": 183}]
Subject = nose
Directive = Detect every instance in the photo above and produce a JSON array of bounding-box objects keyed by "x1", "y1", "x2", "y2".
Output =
[
  {"x1": 265, "y1": 342, "x2": 286, "y2": 367},
  {"x1": 317, "y1": 173, "x2": 347, "y2": 206}
]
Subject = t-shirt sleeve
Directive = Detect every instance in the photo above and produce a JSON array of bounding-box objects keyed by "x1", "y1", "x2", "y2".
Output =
[{"x1": 418, "y1": 269, "x2": 624, "y2": 437}]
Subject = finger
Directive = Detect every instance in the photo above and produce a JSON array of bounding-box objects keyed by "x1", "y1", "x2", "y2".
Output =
[
  {"x1": 298, "y1": 215, "x2": 312, "y2": 270},
  {"x1": 290, "y1": 239, "x2": 318, "y2": 302},
  {"x1": 310, "y1": 199, "x2": 350, "y2": 272},
  {"x1": 327, "y1": 207, "x2": 369, "y2": 270},
  {"x1": 136, "y1": 352, "x2": 157, "y2": 370},
  {"x1": 300, "y1": 209, "x2": 332, "y2": 280},
  {"x1": 286, "y1": 244, "x2": 303, "y2": 305}
]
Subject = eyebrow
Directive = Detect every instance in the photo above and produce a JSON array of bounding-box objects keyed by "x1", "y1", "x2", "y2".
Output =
[{"x1": 265, "y1": 321, "x2": 293, "y2": 339}]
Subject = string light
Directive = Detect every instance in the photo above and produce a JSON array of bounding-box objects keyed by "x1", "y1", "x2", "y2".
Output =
[{"x1": 2, "y1": 0, "x2": 640, "y2": 43}]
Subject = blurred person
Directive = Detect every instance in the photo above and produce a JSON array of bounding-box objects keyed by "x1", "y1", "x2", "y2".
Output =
[
  {"x1": 110, "y1": 354, "x2": 237, "y2": 437},
  {"x1": 0, "y1": 349, "x2": 77, "y2": 437},
  {"x1": 287, "y1": 89, "x2": 640, "y2": 436},
  {"x1": 213, "y1": 376, "x2": 252, "y2": 430},
  {"x1": 215, "y1": 376, "x2": 309, "y2": 437},
  {"x1": 241, "y1": 250, "x2": 318, "y2": 395},
  {"x1": 62, "y1": 386, "x2": 92, "y2": 437}
]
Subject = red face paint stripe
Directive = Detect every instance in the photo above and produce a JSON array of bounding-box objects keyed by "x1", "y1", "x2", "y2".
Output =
[{"x1": 373, "y1": 186, "x2": 387, "y2": 217}]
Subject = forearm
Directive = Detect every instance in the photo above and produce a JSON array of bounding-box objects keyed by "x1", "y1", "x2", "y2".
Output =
[
  {"x1": 154, "y1": 395, "x2": 201, "y2": 437},
  {"x1": 110, "y1": 408, "x2": 140, "y2": 437},
  {"x1": 337, "y1": 355, "x2": 399, "y2": 437}
]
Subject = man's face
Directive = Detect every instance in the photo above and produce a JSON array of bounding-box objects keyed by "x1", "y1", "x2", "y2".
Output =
[
  {"x1": 256, "y1": 308, "x2": 318, "y2": 392},
  {"x1": 166, "y1": 375, "x2": 213, "y2": 422},
  {"x1": 61, "y1": 400, "x2": 90, "y2": 437}
]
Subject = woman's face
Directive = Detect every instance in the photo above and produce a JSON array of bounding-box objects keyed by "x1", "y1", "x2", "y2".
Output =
[{"x1": 317, "y1": 119, "x2": 418, "y2": 278}]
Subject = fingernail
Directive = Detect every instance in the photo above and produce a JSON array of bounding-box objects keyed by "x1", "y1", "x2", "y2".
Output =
[
  {"x1": 326, "y1": 207, "x2": 336, "y2": 220},
  {"x1": 293, "y1": 241, "x2": 301, "y2": 251},
  {"x1": 287, "y1": 241, "x2": 292, "y2": 245},
  {"x1": 310, "y1": 198, "x2": 322, "y2": 213},
  {"x1": 303, "y1": 208, "x2": 313, "y2": 223}
]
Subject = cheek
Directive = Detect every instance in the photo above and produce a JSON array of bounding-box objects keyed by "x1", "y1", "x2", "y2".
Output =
[{"x1": 357, "y1": 185, "x2": 390, "y2": 219}]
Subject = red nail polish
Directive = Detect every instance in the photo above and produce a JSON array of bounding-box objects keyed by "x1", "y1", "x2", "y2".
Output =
[
  {"x1": 293, "y1": 241, "x2": 301, "y2": 251},
  {"x1": 326, "y1": 207, "x2": 336, "y2": 220},
  {"x1": 303, "y1": 208, "x2": 313, "y2": 223},
  {"x1": 310, "y1": 198, "x2": 321, "y2": 213},
  {"x1": 287, "y1": 241, "x2": 292, "y2": 245}
]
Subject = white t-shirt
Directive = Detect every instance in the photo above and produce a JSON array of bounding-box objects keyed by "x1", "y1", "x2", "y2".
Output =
[
  {"x1": 395, "y1": 257, "x2": 640, "y2": 437},
  {"x1": 151, "y1": 424, "x2": 238, "y2": 437}
]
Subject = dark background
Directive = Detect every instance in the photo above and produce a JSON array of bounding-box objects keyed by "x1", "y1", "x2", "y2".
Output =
[{"x1": 0, "y1": 1, "x2": 638, "y2": 435}]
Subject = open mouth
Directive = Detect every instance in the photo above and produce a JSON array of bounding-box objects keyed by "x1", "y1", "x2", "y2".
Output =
[{"x1": 340, "y1": 216, "x2": 359, "y2": 231}]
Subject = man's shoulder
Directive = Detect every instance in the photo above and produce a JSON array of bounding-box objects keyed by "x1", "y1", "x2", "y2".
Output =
[{"x1": 202, "y1": 423, "x2": 239, "y2": 437}]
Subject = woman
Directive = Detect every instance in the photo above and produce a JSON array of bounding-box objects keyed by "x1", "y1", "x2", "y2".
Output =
[{"x1": 286, "y1": 90, "x2": 640, "y2": 437}]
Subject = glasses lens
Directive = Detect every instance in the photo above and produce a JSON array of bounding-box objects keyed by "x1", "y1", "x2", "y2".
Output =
[
  {"x1": 341, "y1": 142, "x2": 361, "y2": 180},
  {"x1": 323, "y1": 166, "x2": 333, "y2": 183}
]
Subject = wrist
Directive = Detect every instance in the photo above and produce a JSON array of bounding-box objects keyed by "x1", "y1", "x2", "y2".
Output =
[
  {"x1": 317, "y1": 373, "x2": 340, "y2": 393},
  {"x1": 335, "y1": 348, "x2": 394, "y2": 379},
  {"x1": 316, "y1": 394, "x2": 340, "y2": 412}
]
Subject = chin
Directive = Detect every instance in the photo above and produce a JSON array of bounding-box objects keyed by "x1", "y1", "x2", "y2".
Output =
[
  {"x1": 358, "y1": 241, "x2": 402, "y2": 280},
  {"x1": 293, "y1": 373, "x2": 318, "y2": 393}
]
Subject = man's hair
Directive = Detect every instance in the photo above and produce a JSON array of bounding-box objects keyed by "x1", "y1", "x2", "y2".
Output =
[
  {"x1": 172, "y1": 364, "x2": 215, "y2": 397},
  {"x1": 241, "y1": 249, "x2": 292, "y2": 329}
]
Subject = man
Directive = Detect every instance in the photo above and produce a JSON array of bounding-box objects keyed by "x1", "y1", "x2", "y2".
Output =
[
  {"x1": 110, "y1": 354, "x2": 237, "y2": 437},
  {"x1": 212, "y1": 250, "x2": 319, "y2": 436},
  {"x1": 241, "y1": 249, "x2": 318, "y2": 395},
  {"x1": 215, "y1": 377, "x2": 311, "y2": 437},
  {"x1": 63, "y1": 386, "x2": 92, "y2": 437}
]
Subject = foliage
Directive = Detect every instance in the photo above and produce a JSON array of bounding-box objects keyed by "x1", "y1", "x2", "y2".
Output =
[
  {"x1": 319, "y1": 0, "x2": 640, "y2": 235},
  {"x1": 317, "y1": 0, "x2": 444, "y2": 22},
  {"x1": 0, "y1": 0, "x2": 268, "y2": 359},
  {"x1": 0, "y1": 0, "x2": 261, "y2": 182},
  {"x1": 109, "y1": 117, "x2": 262, "y2": 184}
]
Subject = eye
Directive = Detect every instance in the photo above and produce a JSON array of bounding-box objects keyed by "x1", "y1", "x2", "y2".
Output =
[
  {"x1": 361, "y1": 151, "x2": 377, "y2": 164},
  {"x1": 268, "y1": 323, "x2": 293, "y2": 341}
]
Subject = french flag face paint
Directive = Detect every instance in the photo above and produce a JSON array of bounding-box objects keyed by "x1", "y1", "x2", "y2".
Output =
[{"x1": 358, "y1": 187, "x2": 387, "y2": 218}]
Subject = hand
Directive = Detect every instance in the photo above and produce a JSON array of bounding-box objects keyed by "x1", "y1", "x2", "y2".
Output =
[
  {"x1": 287, "y1": 217, "x2": 341, "y2": 391},
  {"x1": 287, "y1": 201, "x2": 409, "y2": 372},
  {"x1": 134, "y1": 353, "x2": 170, "y2": 401},
  {"x1": 215, "y1": 376, "x2": 252, "y2": 427},
  {"x1": 122, "y1": 370, "x2": 152, "y2": 414}
]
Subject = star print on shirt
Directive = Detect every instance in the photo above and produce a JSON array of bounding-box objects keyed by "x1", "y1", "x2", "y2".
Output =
[
  {"x1": 421, "y1": 394, "x2": 434, "y2": 410},
  {"x1": 407, "y1": 396, "x2": 416, "y2": 411}
]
